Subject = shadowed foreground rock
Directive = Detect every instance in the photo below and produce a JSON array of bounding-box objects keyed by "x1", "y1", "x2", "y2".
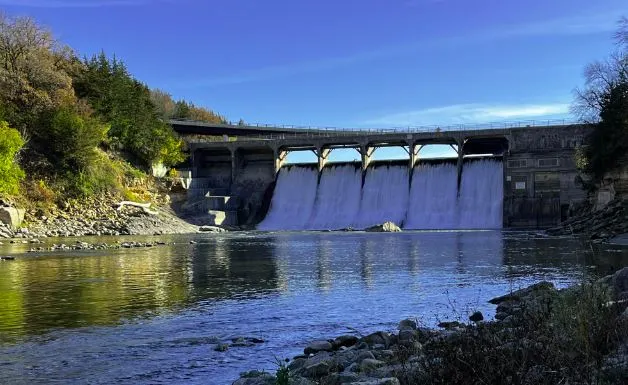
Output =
[{"x1": 233, "y1": 268, "x2": 628, "y2": 385}]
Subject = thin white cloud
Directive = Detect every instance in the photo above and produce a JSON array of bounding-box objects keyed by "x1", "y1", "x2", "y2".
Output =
[
  {"x1": 364, "y1": 103, "x2": 571, "y2": 127},
  {"x1": 501, "y1": 12, "x2": 623, "y2": 38},
  {"x1": 0, "y1": 0, "x2": 168, "y2": 7}
]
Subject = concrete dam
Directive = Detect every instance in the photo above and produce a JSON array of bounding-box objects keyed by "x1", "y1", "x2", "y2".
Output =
[
  {"x1": 171, "y1": 120, "x2": 591, "y2": 229},
  {"x1": 259, "y1": 160, "x2": 503, "y2": 230}
]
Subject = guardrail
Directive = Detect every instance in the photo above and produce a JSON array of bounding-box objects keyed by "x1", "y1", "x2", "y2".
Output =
[
  {"x1": 181, "y1": 119, "x2": 581, "y2": 144},
  {"x1": 234, "y1": 118, "x2": 575, "y2": 132}
]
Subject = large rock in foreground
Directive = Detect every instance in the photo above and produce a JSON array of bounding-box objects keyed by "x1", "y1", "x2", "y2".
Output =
[
  {"x1": 598, "y1": 266, "x2": 628, "y2": 301},
  {"x1": 365, "y1": 222, "x2": 401, "y2": 233}
]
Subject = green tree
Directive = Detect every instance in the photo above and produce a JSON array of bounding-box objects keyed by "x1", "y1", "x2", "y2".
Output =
[
  {"x1": 172, "y1": 100, "x2": 190, "y2": 119},
  {"x1": 72, "y1": 53, "x2": 185, "y2": 168},
  {"x1": 0, "y1": 121, "x2": 25, "y2": 196},
  {"x1": 573, "y1": 17, "x2": 628, "y2": 183},
  {"x1": 37, "y1": 107, "x2": 107, "y2": 173}
]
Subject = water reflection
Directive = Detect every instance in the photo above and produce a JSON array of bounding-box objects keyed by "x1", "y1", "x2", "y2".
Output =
[
  {"x1": 0, "y1": 231, "x2": 627, "y2": 384},
  {"x1": 0, "y1": 231, "x2": 626, "y2": 346},
  {"x1": 0, "y1": 236, "x2": 283, "y2": 343},
  {"x1": 316, "y1": 239, "x2": 333, "y2": 291}
]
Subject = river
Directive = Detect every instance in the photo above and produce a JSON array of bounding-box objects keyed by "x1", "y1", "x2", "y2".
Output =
[{"x1": 0, "y1": 231, "x2": 626, "y2": 384}]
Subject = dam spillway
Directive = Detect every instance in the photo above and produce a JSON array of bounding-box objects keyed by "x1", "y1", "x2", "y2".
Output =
[{"x1": 257, "y1": 160, "x2": 504, "y2": 231}]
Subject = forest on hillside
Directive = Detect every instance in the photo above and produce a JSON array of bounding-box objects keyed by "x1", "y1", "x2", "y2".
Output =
[{"x1": 0, "y1": 12, "x2": 228, "y2": 204}]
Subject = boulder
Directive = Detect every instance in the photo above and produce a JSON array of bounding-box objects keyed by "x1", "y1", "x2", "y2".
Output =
[
  {"x1": 326, "y1": 372, "x2": 361, "y2": 384},
  {"x1": 354, "y1": 351, "x2": 376, "y2": 363},
  {"x1": 304, "y1": 340, "x2": 333, "y2": 355},
  {"x1": 0, "y1": 207, "x2": 25, "y2": 230},
  {"x1": 398, "y1": 319, "x2": 417, "y2": 331},
  {"x1": 398, "y1": 329, "x2": 415, "y2": 342},
  {"x1": 489, "y1": 281, "x2": 556, "y2": 304},
  {"x1": 598, "y1": 267, "x2": 628, "y2": 300},
  {"x1": 333, "y1": 335, "x2": 359, "y2": 350},
  {"x1": 359, "y1": 358, "x2": 385, "y2": 372},
  {"x1": 348, "y1": 377, "x2": 400, "y2": 385},
  {"x1": 233, "y1": 372, "x2": 275, "y2": 385},
  {"x1": 361, "y1": 332, "x2": 391, "y2": 347},
  {"x1": 303, "y1": 361, "x2": 332, "y2": 377},
  {"x1": 365, "y1": 222, "x2": 401, "y2": 233},
  {"x1": 469, "y1": 311, "x2": 484, "y2": 322}
]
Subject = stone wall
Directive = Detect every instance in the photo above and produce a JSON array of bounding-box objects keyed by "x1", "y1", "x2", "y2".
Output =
[
  {"x1": 504, "y1": 125, "x2": 592, "y2": 228},
  {"x1": 231, "y1": 152, "x2": 276, "y2": 226}
]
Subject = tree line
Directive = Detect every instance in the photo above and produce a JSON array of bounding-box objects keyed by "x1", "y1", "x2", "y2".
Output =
[
  {"x1": 0, "y1": 12, "x2": 230, "y2": 200},
  {"x1": 574, "y1": 17, "x2": 628, "y2": 185}
]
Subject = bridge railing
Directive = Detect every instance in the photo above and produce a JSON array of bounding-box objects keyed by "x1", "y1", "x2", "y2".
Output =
[{"x1": 186, "y1": 119, "x2": 580, "y2": 143}]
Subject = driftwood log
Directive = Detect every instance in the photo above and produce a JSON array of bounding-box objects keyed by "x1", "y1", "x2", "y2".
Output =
[{"x1": 116, "y1": 201, "x2": 158, "y2": 215}]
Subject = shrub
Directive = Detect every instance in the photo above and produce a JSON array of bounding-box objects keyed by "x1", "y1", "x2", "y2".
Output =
[
  {"x1": 37, "y1": 107, "x2": 107, "y2": 173},
  {"x1": 0, "y1": 121, "x2": 25, "y2": 196},
  {"x1": 407, "y1": 282, "x2": 625, "y2": 385}
]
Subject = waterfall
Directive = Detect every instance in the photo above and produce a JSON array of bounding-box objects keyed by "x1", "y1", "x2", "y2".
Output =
[
  {"x1": 258, "y1": 160, "x2": 503, "y2": 231},
  {"x1": 458, "y1": 160, "x2": 504, "y2": 229},
  {"x1": 257, "y1": 166, "x2": 319, "y2": 231},
  {"x1": 354, "y1": 165, "x2": 410, "y2": 229},
  {"x1": 308, "y1": 165, "x2": 362, "y2": 230},
  {"x1": 405, "y1": 163, "x2": 459, "y2": 229}
]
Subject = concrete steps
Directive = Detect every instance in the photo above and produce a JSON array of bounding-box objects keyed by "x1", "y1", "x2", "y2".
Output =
[{"x1": 183, "y1": 178, "x2": 239, "y2": 225}]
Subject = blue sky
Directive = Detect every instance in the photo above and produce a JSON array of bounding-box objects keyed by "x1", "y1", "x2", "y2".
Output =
[{"x1": 3, "y1": 0, "x2": 624, "y2": 162}]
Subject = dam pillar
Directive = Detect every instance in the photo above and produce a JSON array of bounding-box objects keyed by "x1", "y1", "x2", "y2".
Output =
[
  {"x1": 230, "y1": 148, "x2": 241, "y2": 184},
  {"x1": 274, "y1": 148, "x2": 288, "y2": 174},
  {"x1": 190, "y1": 148, "x2": 199, "y2": 178},
  {"x1": 317, "y1": 147, "x2": 331, "y2": 172},
  {"x1": 359, "y1": 145, "x2": 374, "y2": 172},
  {"x1": 456, "y1": 140, "x2": 464, "y2": 191},
  {"x1": 407, "y1": 144, "x2": 422, "y2": 169}
]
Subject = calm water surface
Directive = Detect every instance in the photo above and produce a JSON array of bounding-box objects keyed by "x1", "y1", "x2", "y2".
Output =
[{"x1": 0, "y1": 231, "x2": 627, "y2": 384}]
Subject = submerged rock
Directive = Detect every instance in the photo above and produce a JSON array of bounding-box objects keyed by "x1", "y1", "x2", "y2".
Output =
[{"x1": 365, "y1": 222, "x2": 401, "y2": 233}]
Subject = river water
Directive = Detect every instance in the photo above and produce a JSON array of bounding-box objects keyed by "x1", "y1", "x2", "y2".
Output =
[{"x1": 0, "y1": 231, "x2": 627, "y2": 384}]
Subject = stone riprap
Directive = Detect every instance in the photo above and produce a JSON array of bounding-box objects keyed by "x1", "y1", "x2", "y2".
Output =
[{"x1": 233, "y1": 268, "x2": 628, "y2": 385}]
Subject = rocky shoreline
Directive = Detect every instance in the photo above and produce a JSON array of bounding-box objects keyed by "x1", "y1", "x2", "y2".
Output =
[
  {"x1": 0, "y1": 193, "x2": 203, "y2": 239},
  {"x1": 234, "y1": 268, "x2": 628, "y2": 385},
  {"x1": 547, "y1": 199, "x2": 628, "y2": 241}
]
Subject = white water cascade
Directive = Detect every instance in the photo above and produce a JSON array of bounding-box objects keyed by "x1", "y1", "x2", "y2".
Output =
[
  {"x1": 404, "y1": 163, "x2": 459, "y2": 229},
  {"x1": 458, "y1": 160, "x2": 504, "y2": 229},
  {"x1": 354, "y1": 165, "x2": 410, "y2": 229},
  {"x1": 257, "y1": 166, "x2": 319, "y2": 231},
  {"x1": 308, "y1": 165, "x2": 362, "y2": 230},
  {"x1": 258, "y1": 160, "x2": 504, "y2": 231}
]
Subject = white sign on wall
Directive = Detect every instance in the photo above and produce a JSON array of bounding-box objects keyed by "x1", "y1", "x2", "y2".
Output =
[{"x1": 515, "y1": 182, "x2": 526, "y2": 190}]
